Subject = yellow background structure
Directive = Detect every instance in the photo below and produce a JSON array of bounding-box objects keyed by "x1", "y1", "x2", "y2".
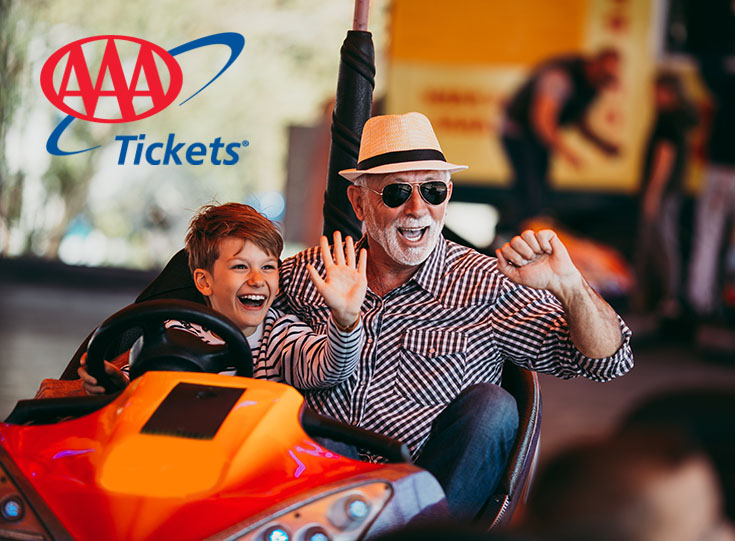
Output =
[{"x1": 386, "y1": 0, "x2": 663, "y2": 193}]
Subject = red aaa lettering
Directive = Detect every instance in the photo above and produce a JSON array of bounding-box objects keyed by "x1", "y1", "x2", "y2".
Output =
[{"x1": 41, "y1": 35, "x2": 183, "y2": 123}]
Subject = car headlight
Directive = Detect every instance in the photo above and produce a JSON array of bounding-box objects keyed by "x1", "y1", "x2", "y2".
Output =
[
  {"x1": 226, "y1": 481, "x2": 392, "y2": 541},
  {"x1": 0, "y1": 447, "x2": 73, "y2": 540}
]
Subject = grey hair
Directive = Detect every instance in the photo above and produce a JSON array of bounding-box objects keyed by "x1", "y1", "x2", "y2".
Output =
[{"x1": 351, "y1": 174, "x2": 370, "y2": 187}]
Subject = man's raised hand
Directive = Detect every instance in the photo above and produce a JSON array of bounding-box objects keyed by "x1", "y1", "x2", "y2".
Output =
[
  {"x1": 495, "y1": 229, "x2": 584, "y2": 300},
  {"x1": 307, "y1": 231, "x2": 367, "y2": 330}
]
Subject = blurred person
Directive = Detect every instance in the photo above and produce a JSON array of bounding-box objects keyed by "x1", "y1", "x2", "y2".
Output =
[
  {"x1": 499, "y1": 48, "x2": 621, "y2": 232},
  {"x1": 686, "y1": 2, "x2": 735, "y2": 320},
  {"x1": 621, "y1": 387, "x2": 735, "y2": 523},
  {"x1": 633, "y1": 71, "x2": 698, "y2": 325},
  {"x1": 521, "y1": 431, "x2": 735, "y2": 541}
]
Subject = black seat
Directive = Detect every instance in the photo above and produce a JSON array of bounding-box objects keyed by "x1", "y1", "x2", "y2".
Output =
[
  {"x1": 480, "y1": 362, "x2": 543, "y2": 529},
  {"x1": 59, "y1": 249, "x2": 203, "y2": 380}
]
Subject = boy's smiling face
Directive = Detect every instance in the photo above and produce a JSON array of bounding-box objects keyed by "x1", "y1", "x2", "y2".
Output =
[{"x1": 193, "y1": 237, "x2": 279, "y2": 336}]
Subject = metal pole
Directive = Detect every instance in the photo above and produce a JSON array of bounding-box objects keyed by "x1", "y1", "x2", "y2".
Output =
[{"x1": 353, "y1": 0, "x2": 370, "y2": 30}]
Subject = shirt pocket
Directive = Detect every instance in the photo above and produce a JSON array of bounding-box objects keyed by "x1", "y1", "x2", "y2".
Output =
[{"x1": 395, "y1": 329, "x2": 468, "y2": 406}]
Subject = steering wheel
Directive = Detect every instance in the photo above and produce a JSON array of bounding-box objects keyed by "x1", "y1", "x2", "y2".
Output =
[{"x1": 86, "y1": 299, "x2": 253, "y2": 393}]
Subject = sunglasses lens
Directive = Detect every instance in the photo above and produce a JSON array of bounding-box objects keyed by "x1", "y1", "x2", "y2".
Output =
[
  {"x1": 380, "y1": 182, "x2": 448, "y2": 207},
  {"x1": 420, "y1": 182, "x2": 448, "y2": 205},
  {"x1": 382, "y1": 184, "x2": 413, "y2": 208}
]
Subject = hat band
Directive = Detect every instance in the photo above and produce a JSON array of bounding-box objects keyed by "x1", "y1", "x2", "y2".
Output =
[{"x1": 357, "y1": 149, "x2": 446, "y2": 171}]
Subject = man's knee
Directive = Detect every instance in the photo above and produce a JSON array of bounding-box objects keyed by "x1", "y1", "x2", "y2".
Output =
[
  {"x1": 451, "y1": 383, "x2": 519, "y2": 440},
  {"x1": 456, "y1": 382, "x2": 518, "y2": 415}
]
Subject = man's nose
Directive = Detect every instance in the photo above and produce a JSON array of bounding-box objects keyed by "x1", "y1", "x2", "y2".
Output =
[{"x1": 403, "y1": 185, "x2": 427, "y2": 215}]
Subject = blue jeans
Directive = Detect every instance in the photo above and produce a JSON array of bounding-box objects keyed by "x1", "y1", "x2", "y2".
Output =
[
  {"x1": 416, "y1": 383, "x2": 519, "y2": 520},
  {"x1": 316, "y1": 383, "x2": 518, "y2": 520}
]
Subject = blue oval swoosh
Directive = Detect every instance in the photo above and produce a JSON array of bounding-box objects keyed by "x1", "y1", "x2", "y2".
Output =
[{"x1": 168, "y1": 32, "x2": 245, "y2": 106}]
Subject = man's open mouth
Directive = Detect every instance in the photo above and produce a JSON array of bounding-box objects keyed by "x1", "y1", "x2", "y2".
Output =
[
  {"x1": 398, "y1": 226, "x2": 428, "y2": 242},
  {"x1": 238, "y1": 294, "x2": 267, "y2": 309}
]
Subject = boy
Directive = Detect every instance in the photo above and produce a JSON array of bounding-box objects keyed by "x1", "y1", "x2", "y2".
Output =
[{"x1": 78, "y1": 202, "x2": 367, "y2": 394}]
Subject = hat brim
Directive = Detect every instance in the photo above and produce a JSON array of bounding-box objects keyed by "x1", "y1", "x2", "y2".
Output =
[{"x1": 339, "y1": 160, "x2": 468, "y2": 181}]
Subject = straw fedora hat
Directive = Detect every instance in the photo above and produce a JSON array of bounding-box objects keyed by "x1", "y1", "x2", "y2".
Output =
[{"x1": 339, "y1": 112, "x2": 468, "y2": 181}]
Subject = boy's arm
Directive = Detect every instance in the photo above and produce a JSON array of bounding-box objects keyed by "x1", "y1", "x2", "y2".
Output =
[
  {"x1": 271, "y1": 314, "x2": 364, "y2": 389},
  {"x1": 263, "y1": 231, "x2": 367, "y2": 389},
  {"x1": 78, "y1": 351, "x2": 130, "y2": 395},
  {"x1": 35, "y1": 378, "x2": 86, "y2": 399}
]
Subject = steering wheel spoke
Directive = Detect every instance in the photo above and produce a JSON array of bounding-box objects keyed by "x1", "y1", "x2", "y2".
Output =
[
  {"x1": 141, "y1": 320, "x2": 169, "y2": 346},
  {"x1": 86, "y1": 300, "x2": 253, "y2": 393}
]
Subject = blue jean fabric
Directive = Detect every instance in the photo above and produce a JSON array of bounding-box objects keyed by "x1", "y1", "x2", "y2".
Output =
[
  {"x1": 316, "y1": 383, "x2": 519, "y2": 520},
  {"x1": 415, "y1": 383, "x2": 519, "y2": 519}
]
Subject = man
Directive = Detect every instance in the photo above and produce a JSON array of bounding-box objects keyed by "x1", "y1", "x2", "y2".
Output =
[
  {"x1": 500, "y1": 48, "x2": 621, "y2": 230},
  {"x1": 634, "y1": 72, "x2": 697, "y2": 323},
  {"x1": 686, "y1": 1, "x2": 735, "y2": 321},
  {"x1": 278, "y1": 112, "x2": 633, "y2": 519}
]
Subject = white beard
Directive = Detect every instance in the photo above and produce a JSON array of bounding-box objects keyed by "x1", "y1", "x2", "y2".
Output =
[{"x1": 363, "y1": 208, "x2": 446, "y2": 266}]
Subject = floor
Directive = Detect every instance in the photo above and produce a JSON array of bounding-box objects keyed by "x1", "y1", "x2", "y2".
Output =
[
  {"x1": 0, "y1": 281, "x2": 140, "y2": 417},
  {"x1": 0, "y1": 279, "x2": 733, "y2": 468}
]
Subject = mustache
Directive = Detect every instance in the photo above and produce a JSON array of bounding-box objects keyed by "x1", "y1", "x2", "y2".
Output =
[{"x1": 394, "y1": 218, "x2": 436, "y2": 229}]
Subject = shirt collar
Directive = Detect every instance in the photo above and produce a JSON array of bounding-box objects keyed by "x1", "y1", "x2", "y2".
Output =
[
  {"x1": 410, "y1": 234, "x2": 447, "y2": 297},
  {"x1": 247, "y1": 322, "x2": 264, "y2": 349},
  {"x1": 356, "y1": 233, "x2": 447, "y2": 299}
]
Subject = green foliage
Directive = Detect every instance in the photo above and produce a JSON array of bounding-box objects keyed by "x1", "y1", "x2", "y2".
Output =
[{"x1": 1, "y1": 0, "x2": 388, "y2": 267}]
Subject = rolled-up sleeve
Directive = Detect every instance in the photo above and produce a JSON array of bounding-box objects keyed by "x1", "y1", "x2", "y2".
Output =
[{"x1": 492, "y1": 285, "x2": 634, "y2": 382}]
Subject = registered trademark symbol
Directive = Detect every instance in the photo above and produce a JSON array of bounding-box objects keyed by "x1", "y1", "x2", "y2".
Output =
[{"x1": 242, "y1": 140, "x2": 249, "y2": 147}]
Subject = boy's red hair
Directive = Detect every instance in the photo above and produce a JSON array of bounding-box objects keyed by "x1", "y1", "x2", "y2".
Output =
[{"x1": 185, "y1": 203, "x2": 283, "y2": 274}]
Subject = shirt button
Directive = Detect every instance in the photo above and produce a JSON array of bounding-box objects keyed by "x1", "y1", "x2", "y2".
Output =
[
  {"x1": 429, "y1": 347, "x2": 436, "y2": 355},
  {"x1": 367, "y1": 338, "x2": 373, "y2": 344}
]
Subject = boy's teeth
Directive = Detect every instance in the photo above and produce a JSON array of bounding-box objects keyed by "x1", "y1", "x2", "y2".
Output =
[{"x1": 239, "y1": 294, "x2": 266, "y2": 307}]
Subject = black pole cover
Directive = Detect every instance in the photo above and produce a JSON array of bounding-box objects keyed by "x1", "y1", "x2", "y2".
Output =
[{"x1": 322, "y1": 30, "x2": 375, "y2": 240}]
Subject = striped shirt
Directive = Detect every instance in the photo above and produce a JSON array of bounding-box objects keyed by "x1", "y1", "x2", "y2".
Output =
[
  {"x1": 125, "y1": 309, "x2": 363, "y2": 390},
  {"x1": 277, "y1": 236, "x2": 634, "y2": 459}
]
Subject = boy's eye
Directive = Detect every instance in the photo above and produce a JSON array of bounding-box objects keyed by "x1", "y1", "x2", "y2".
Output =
[
  {"x1": 232, "y1": 264, "x2": 247, "y2": 270},
  {"x1": 263, "y1": 264, "x2": 276, "y2": 270}
]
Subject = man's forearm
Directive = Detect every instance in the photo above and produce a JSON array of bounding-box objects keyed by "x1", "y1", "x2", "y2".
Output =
[
  {"x1": 554, "y1": 276, "x2": 623, "y2": 358},
  {"x1": 579, "y1": 120, "x2": 617, "y2": 153},
  {"x1": 532, "y1": 99, "x2": 581, "y2": 166}
]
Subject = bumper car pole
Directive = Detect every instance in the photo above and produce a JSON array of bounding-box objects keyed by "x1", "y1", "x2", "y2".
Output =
[{"x1": 321, "y1": 0, "x2": 374, "y2": 241}]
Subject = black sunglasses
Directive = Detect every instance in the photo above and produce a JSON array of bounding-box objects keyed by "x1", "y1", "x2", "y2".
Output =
[{"x1": 361, "y1": 181, "x2": 449, "y2": 208}]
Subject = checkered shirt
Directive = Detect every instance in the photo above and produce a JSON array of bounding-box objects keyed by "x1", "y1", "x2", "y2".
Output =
[{"x1": 277, "y1": 236, "x2": 633, "y2": 459}]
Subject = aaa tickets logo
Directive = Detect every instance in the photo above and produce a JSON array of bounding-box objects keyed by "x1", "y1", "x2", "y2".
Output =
[{"x1": 40, "y1": 33, "x2": 247, "y2": 165}]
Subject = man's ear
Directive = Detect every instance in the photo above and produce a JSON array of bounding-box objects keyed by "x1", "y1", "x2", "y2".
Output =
[
  {"x1": 347, "y1": 184, "x2": 365, "y2": 221},
  {"x1": 193, "y1": 268, "x2": 214, "y2": 296},
  {"x1": 447, "y1": 180, "x2": 453, "y2": 202}
]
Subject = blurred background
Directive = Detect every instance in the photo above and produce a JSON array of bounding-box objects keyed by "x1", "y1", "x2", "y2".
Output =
[{"x1": 1, "y1": 0, "x2": 734, "y2": 533}]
